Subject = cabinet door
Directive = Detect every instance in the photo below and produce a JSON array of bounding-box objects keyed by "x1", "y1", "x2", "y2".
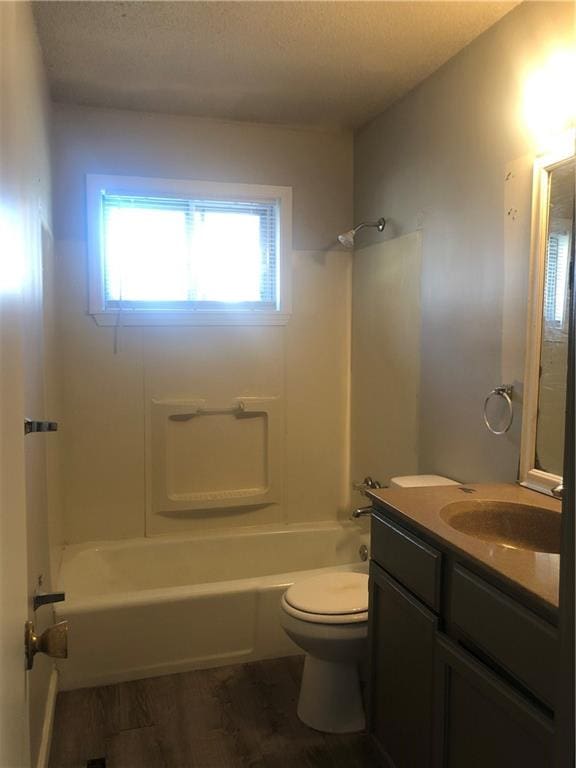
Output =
[
  {"x1": 434, "y1": 635, "x2": 554, "y2": 768},
  {"x1": 368, "y1": 562, "x2": 438, "y2": 768}
]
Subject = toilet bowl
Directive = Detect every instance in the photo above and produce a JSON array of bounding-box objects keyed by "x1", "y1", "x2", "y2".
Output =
[{"x1": 280, "y1": 571, "x2": 368, "y2": 733}]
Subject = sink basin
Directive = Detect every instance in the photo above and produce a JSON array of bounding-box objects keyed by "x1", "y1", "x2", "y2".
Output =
[{"x1": 439, "y1": 500, "x2": 561, "y2": 554}]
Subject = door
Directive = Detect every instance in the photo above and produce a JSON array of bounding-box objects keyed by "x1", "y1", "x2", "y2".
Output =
[
  {"x1": 0, "y1": 187, "x2": 33, "y2": 760},
  {"x1": 433, "y1": 635, "x2": 554, "y2": 768},
  {"x1": 367, "y1": 561, "x2": 438, "y2": 768},
  {"x1": 1, "y1": 3, "x2": 40, "y2": 764}
]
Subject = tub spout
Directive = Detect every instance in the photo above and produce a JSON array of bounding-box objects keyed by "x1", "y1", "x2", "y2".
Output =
[{"x1": 351, "y1": 506, "x2": 373, "y2": 520}]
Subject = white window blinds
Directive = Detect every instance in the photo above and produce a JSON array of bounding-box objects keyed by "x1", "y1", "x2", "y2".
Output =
[
  {"x1": 101, "y1": 193, "x2": 279, "y2": 310},
  {"x1": 544, "y1": 231, "x2": 570, "y2": 327}
]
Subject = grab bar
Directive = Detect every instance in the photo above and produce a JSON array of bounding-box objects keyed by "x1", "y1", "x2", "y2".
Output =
[{"x1": 169, "y1": 402, "x2": 247, "y2": 422}]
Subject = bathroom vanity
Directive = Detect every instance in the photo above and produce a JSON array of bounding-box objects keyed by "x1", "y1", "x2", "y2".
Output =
[{"x1": 366, "y1": 483, "x2": 560, "y2": 768}]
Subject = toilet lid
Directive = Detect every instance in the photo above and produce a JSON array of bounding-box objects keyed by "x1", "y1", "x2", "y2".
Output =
[{"x1": 284, "y1": 572, "x2": 369, "y2": 616}]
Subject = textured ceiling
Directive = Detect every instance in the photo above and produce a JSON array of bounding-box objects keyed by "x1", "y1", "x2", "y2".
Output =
[{"x1": 33, "y1": 1, "x2": 518, "y2": 130}]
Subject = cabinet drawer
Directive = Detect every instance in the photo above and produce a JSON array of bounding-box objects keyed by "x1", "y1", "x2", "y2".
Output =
[
  {"x1": 450, "y1": 565, "x2": 557, "y2": 708},
  {"x1": 371, "y1": 513, "x2": 441, "y2": 611}
]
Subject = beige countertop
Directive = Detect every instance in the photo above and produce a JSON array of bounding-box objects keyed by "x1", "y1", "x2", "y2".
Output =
[{"x1": 367, "y1": 483, "x2": 560, "y2": 612}]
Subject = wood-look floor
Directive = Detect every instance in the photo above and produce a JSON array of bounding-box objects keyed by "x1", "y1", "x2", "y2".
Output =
[{"x1": 49, "y1": 656, "x2": 378, "y2": 768}]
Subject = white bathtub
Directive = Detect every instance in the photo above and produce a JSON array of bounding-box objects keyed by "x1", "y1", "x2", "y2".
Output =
[{"x1": 55, "y1": 522, "x2": 369, "y2": 690}]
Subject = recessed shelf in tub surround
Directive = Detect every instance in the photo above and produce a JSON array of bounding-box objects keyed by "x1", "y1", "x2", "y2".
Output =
[
  {"x1": 147, "y1": 397, "x2": 282, "y2": 533},
  {"x1": 367, "y1": 483, "x2": 560, "y2": 613}
]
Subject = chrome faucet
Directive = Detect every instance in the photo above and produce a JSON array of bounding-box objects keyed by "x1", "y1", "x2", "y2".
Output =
[
  {"x1": 552, "y1": 484, "x2": 563, "y2": 500},
  {"x1": 352, "y1": 505, "x2": 373, "y2": 519},
  {"x1": 353, "y1": 476, "x2": 383, "y2": 494}
]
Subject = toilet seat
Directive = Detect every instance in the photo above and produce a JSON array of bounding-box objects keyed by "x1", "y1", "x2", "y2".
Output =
[{"x1": 282, "y1": 572, "x2": 369, "y2": 625}]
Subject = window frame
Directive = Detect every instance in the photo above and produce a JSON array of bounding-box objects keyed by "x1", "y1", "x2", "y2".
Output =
[{"x1": 86, "y1": 174, "x2": 292, "y2": 326}]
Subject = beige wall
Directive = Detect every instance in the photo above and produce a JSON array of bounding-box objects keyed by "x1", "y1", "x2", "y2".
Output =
[
  {"x1": 52, "y1": 105, "x2": 353, "y2": 543},
  {"x1": 354, "y1": 1, "x2": 574, "y2": 484},
  {"x1": 0, "y1": 2, "x2": 61, "y2": 765}
]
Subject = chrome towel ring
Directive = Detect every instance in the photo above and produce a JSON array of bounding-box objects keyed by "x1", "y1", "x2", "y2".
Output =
[{"x1": 483, "y1": 385, "x2": 514, "y2": 435}]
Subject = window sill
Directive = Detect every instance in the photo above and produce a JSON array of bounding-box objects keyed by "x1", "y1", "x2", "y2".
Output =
[{"x1": 90, "y1": 311, "x2": 291, "y2": 327}]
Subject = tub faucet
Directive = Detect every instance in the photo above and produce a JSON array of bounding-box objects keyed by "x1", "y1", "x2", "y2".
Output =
[
  {"x1": 352, "y1": 505, "x2": 373, "y2": 519},
  {"x1": 353, "y1": 476, "x2": 383, "y2": 494}
]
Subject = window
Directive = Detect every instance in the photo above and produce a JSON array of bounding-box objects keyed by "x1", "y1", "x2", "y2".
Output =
[{"x1": 87, "y1": 175, "x2": 292, "y2": 325}]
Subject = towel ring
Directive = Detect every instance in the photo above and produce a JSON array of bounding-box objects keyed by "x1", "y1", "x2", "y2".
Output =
[{"x1": 483, "y1": 385, "x2": 514, "y2": 435}]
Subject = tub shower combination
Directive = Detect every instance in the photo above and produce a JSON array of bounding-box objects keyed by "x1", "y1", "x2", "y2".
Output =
[
  {"x1": 55, "y1": 522, "x2": 368, "y2": 690},
  {"x1": 56, "y1": 398, "x2": 368, "y2": 692}
]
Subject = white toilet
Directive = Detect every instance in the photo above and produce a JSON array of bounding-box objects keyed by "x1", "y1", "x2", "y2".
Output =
[
  {"x1": 281, "y1": 474, "x2": 459, "y2": 734},
  {"x1": 280, "y1": 571, "x2": 369, "y2": 733}
]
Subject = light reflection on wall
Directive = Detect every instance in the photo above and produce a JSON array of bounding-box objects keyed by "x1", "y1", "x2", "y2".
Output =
[
  {"x1": 523, "y1": 47, "x2": 576, "y2": 153},
  {"x1": 0, "y1": 206, "x2": 25, "y2": 295}
]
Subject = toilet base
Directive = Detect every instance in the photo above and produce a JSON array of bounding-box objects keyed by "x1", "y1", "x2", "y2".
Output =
[{"x1": 297, "y1": 655, "x2": 365, "y2": 733}]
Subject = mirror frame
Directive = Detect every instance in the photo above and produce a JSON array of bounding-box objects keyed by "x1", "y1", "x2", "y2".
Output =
[{"x1": 520, "y1": 134, "x2": 575, "y2": 495}]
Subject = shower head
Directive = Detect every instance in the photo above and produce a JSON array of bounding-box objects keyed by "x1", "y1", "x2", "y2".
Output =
[
  {"x1": 337, "y1": 217, "x2": 386, "y2": 249},
  {"x1": 338, "y1": 230, "x2": 356, "y2": 249}
]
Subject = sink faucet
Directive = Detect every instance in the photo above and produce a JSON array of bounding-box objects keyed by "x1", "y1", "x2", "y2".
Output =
[
  {"x1": 551, "y1": 484, "x2": 563, "y2": 500},
  {"x1": 353, "y1": 476, "x2": 383, "y2": 494},
  {"x1": 352, "y1": 505, "x2": 373, "y2": 519}
]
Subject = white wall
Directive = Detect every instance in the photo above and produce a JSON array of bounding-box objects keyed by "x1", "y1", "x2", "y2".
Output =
[
  {"x1": 351, "y1": 233, "x2": 422, "y2": 498},
  {"x1": 0, "y1": 2, "x2": 60, "y2": 765},
  {"x1": 52, "y1": 105, "x2": 353, "y2": 543},
  {"x1": 354, "y1": 1, "x2": 574, "y2": 484}
]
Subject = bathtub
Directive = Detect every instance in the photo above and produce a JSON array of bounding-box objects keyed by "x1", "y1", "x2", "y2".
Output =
[{"x1": 55, "y1": 522, "x2": 369, "y2": 690}]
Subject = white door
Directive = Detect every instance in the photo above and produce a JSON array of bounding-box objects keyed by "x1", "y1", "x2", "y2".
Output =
[
  {"x1": 0, "y1": 222, "x2": 33, "y2": 765},
  {"x1": 0, "y1": 3, "x2": 34, "y2": 764}
]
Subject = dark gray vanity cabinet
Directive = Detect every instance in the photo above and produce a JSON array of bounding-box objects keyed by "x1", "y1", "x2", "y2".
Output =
[
  {"x1": 368, "y1": 508, "x2": 557, "y2": 768},
  {"x1": 433, "y1": 636, "x2": 554, "y2": 768},
  {"x1": 368, "y1": 562, "x2": 437, "y2": 768}
]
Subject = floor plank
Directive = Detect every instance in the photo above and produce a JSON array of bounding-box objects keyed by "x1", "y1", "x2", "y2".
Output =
[
  {"x1": 49, "y1": 656, "x2": 378, "y2": 768},
  {"x1": 106, "y1": 727, "x2": 167, "y2": 768}
]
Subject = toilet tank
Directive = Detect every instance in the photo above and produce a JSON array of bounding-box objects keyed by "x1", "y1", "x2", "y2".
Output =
[{"x1": 389, "y1": 474, "x2": 459, "y2": 488}]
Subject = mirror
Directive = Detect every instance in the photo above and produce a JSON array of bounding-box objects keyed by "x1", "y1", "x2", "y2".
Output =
[
  {"x1": 520, "y1": 142, "x2": 575, "y2": 494},
  {"x1": 536, "y1": 162, "x2": 573, "y2": 475}
]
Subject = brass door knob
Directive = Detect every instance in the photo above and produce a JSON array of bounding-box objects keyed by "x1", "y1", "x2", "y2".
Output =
[{"x1": 25, "y1": 620, "x2": 68, "y2": 671}]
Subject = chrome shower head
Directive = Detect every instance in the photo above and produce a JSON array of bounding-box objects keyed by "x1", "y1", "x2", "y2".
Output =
[
  {"x1": 337, "y1": 217, "x2": 386, "y2": 249},
  {"x1": 338, "y1": 229, "x2": 356, "y2": 248}
]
